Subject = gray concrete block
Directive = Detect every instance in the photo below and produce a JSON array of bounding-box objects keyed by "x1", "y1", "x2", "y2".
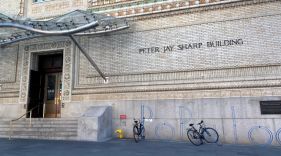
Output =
[{"x1": 78, "y1": 106, "x2": 112, "y2": 141}]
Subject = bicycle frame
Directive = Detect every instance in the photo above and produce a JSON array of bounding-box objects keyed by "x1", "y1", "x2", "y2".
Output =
[
  {"x1": 199, "y1": 125, "x2": 207, "y2": 135},
  {"x1": 134, "y1": 119, "x2": 144, "y2": 137},
  {"x1": 189, "y1": 122, "x2": 207, "y2": 140}
]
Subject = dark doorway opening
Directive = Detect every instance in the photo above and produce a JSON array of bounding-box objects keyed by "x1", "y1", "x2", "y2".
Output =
[{"x1": 27, "y1": 53, "x2": 63, "y2": 118}]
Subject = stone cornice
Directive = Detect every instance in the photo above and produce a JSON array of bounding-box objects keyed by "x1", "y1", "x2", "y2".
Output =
[
  {"x1": 72, "y1": 87, "x2": 281, "y2": 101},
  {"x1": 88, "y1": 0, "x2": 159, "y2": 10},
  {"x1": 125, "y1": 0, "x2": 280, "y2": 21},
  {"x1": 72, "y1": 79, "x2": 281, "y2": 95}
]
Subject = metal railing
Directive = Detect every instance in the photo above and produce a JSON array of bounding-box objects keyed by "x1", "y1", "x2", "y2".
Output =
[{"x1": 9, "y1": 103, "x2": 45, "y2": 140}]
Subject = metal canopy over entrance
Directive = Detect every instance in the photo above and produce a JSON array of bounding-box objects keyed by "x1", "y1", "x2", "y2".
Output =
[{"x1": 0, "y1": 10, "x2": 130, "y2": 80}]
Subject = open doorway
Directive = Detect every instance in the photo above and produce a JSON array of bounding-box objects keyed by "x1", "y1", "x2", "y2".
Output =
[{"x1": 28, "y1": 53, "x2": 63, "y2": 118}]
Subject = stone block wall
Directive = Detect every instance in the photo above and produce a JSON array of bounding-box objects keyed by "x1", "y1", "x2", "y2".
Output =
[
  {"x1": 26, "y1": 0, "x2": 88, "y2": 19},
  {"x1": 63, "y1": 90, "x2": 281, "y2": 146},
  {"x1": 74, "y1": 0, "x2": 281, "y2": 93},
  {"x1": 64, "y1": 0, "x2": 281, "y2": 146},
  {"x1": 0, "y1": 0, "x2": 21, "y2": 16}
]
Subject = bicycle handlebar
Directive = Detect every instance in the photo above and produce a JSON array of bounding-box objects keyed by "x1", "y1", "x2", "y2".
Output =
[{"x1": 197, "y1": 120, "x2": 204, "y2": 125}]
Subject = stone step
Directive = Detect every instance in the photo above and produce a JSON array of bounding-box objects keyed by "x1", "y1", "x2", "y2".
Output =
[
  {"x1": 0, "y1": 131, "x2": 77, "y2": 136},
  {"x1": 0, "y1": 135, "x2": 78, "y2": 140},
  {"x1": 0, "y1": 124, "x2": 78, "y2": 128},
  {"x1": 0, "y1": 120, "x2": 78, "y2": 125},
  {"x1": 0, "y1": 118, "x2": 78, "y2": 121},
  {"x1": 0, "y1": 118, "x2": 78, "y2": 141},
  {"x1": 0, "y1": 127, "x2": 77, "y2": 132}
]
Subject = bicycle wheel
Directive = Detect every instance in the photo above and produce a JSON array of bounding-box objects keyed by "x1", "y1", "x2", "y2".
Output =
[
  {"x1": 133, "y1": 126, "x2": 140, "y2": 143},
  {"x1": 187, "y1": 130, "x2": 202, "y2": 146},
  {"x1": 203, "y1": 128, "x2": 219, "y2": 143}
]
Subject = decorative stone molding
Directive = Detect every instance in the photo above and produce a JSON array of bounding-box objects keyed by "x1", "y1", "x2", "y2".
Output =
[
  {"x1": 88, "y1": 0, "x2": 242, "y2": 17},
  {"x1": 87, "y1": 0, "x2": 279, "y2": 20},
  {"x1": 81, "y1": 66, "x2": 281, "y2": 86},
  {"x1": 125, "y1": 0, "x2": 280, "y2": 22},
  {"x1": 0, "y1": 98, "x2": 19, "y2": 104},
  {"x1": 0, "y1": 92, "x2": 20, "y2": 98},
  {"x1": 73, "y1": 79, "x2": 281, "y2": 95},
  {"x1": 72, "y1": 87, "x2": 281, "y2": 101},
  {"x1": 19, "y1": 39, "x2": 73, "y2": 103}
]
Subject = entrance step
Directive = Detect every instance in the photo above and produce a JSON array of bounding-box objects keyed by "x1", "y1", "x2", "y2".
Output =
[{"x1": 0, "y1": 118, "x2": 78, "y2": 141}]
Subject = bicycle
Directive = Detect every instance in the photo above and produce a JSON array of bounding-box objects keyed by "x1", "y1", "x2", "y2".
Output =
[
  {"x1": 187, "y1": 120, "x2": 219, "y2": 146},
  {"x1": 133, "y1": 118, "x2": 145, "y2": 143}
]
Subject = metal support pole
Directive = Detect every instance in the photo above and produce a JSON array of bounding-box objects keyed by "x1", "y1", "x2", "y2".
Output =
[
  {"x1": 9, "y1": 121, "x2": 12, "y2": 140},
  {"x1": 43, "y1": 103, "x2": 45, "y2": 118},
  {"x1": 141, "y1": 105, "x2": 144, "y2": 139},
  {"x1": 29, "y1": 111, "x2": 32, "y2": 128},
  {"x1": 69, "y1": 35, "x2": 107, "y2": 81}
]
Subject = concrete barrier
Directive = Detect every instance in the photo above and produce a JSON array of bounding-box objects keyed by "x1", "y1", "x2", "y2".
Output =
[{"x1": 78, "y1": 106, "x2": 112, "y2": 141}]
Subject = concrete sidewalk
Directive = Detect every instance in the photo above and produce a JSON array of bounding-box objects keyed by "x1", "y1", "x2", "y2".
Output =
[{"x1": 0, "y1": 138, "x2": 281, "y2": 156}]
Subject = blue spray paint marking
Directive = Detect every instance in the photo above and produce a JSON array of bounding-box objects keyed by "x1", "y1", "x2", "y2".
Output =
[
  {"x1": 213, "y1": 124, "x2": 216, "y2": 130},
  {"x1": 141, "y1": 105, "x2": 153, "y2": 140},
  {"x1": 248, "y1": 126, "x2": 273, "y2": 147},
  {"x1": 276, "y1": 128, "x2": 281, "y2": 145},
  {"x1": 179, "y1": 106, "x2": 192, "y2": 142},
  {"x1": 231, "y1": 106, "x2": 238, "y2": 145},
  {"x1": 141, "y1": 105, "x2": 153, "y2": 124},
  {"x1": 155, "y1": 123, "x2": 175, "y2": 141}
]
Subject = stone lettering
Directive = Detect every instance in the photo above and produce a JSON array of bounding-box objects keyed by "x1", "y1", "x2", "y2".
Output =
[
  {"x1": 139, "y1": 39, "x2": 243, "y2": 54},
  {"x1": 164, "y1": 45, "x2": 174, "y2": 52},
  {"x1": 139, "y1": 48, "x2": 144, "y2": 54},
  {"x1": 155, "y1": 47, "x2": 160, "y2": 52},
  {"x1": 177, "y1": 45, "x2": 184, "y2": 50},
  {"x1": 198, "y1": 43, "x2": 203, "y2": 48}
]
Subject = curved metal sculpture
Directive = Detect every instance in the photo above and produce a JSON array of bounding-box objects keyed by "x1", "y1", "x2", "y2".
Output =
[
  {"x1": 0, "y1": 10, "x2": 130, "y2": 46},
  {"x1": 0, "y1": 25, "x2": 129, "y2": 46},
  {"x1": 0, "y1": 10, "x2": 130, "y2": 81},
  {"x1": 0, "y1": 21, "x2": 99, "y2": 35}
]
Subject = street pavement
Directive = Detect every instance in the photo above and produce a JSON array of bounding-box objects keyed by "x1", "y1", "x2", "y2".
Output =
[{"x1": 0, "y1": 138, "x2": 281, "y2": 156}]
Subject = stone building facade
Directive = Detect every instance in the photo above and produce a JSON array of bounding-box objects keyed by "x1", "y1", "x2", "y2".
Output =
[{"x1": 1, "y1": 0, "x2": 281, "y2": 146}]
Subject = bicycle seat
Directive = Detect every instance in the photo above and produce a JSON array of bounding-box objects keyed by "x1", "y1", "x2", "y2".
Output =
[{"x1": 189, "y1": 124, "x2": 194, "y2": 126}]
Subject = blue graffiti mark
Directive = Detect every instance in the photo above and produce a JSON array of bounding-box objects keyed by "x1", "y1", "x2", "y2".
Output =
[
  {"x1": 141, "y1": 105, "x2": 153, "y2": 139},
  {"x1": 276, "y1": 128, "x2": 281, "y2": 145},
  {"x1": 141, "y1": 105, "x2": 153, "y2": 124},
  {"x1": 179, "y1": 106, "x2": 192, "y2": 142},
  {"x1": 213, "y1": 124, "x2": 216, "y2": 130},
  {"x1": 141, "y1": 105, "x2": 153, "y2": 140},
  {"x1": 155, "y1": 123, "x2": 175, "y2": 141},
  {"x1": 248, "y1": 126, "x2": 273, "y2": 147},
  {"x1": 231, "y1": 106, "x2": 238, "y2": 145}
]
